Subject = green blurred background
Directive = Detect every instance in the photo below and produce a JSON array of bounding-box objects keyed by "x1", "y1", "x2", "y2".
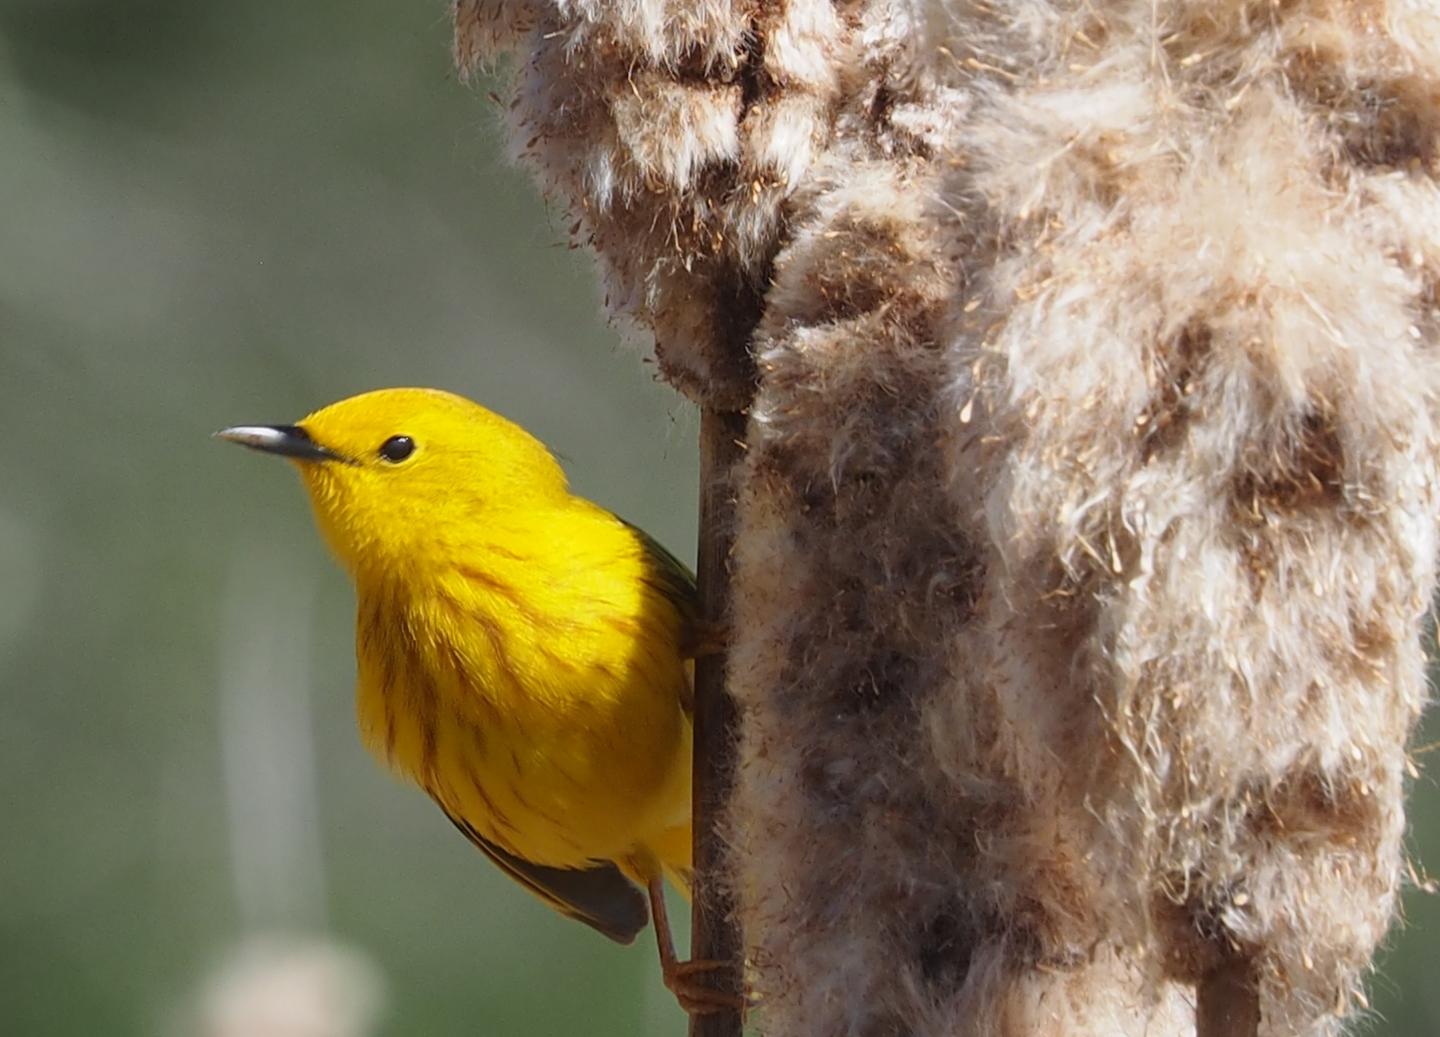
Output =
[
  {"x1": 0, "y1": 1, "x2": 1435, "y2": 1035},
  {"x1": 1, "y1": 1, "x2": 696, "y2": 1033}
]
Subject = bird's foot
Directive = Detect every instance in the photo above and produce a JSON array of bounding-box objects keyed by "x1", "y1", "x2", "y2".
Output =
[
  {"x1": 684, "y1": 620, "x2": 730, "y2": 659},
  {"x1": 663, "y1": 958, "x2": 746, "y2": 1016}
]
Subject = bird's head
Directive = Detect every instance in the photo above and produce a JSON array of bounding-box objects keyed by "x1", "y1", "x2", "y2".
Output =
[{"x1": 217, "y1": 387, "x2": 569, "y2": 574}]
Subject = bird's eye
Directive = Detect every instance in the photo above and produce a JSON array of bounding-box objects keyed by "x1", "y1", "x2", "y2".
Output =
[{"x1": 378, "y1": 435, "x2": 415, "y2": 463}]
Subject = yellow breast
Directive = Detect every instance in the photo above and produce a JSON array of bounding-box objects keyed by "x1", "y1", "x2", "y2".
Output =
[{"x1": 351, "y1": 503, "x2": 693, "y2": 871}]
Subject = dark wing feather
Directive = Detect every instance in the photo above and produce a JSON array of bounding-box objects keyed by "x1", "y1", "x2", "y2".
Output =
[
  {"x1": 444, "y1": 812, "x2": 649, "y2": 945},
  {"x1": 619, "y1": 517, "x2": 698, "y2": 616},
  {"x1": 617, "y1": 516, "x2": 701, "y2": 715}
]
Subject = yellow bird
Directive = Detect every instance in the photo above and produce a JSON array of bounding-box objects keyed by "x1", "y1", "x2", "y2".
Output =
[{"x1": 217, "y1": 387, "x2": 731, "y2": 1013}]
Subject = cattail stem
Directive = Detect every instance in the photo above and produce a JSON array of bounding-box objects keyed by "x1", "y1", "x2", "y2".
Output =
[
  {"x1": 1196, "y1": 958, "x2": 1260, "y2": 1037},
  {"x1": 690, "y1": 407, "x2": 747, "y2": 1037}
]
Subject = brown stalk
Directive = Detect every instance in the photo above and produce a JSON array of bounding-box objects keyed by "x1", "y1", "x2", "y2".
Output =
[
  {"x1": 690, "y1": 407, "x2": 747, "y2": 1037},
  {"x1": 1197, "y1": 958, "x2": 1260, "y2": 1037}
]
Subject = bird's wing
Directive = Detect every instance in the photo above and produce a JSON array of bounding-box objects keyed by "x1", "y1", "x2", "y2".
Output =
[
  {"x1": 444, "y1": 811, "x2": 650, "y2": 945},
  {"x1": 621, "y1": 518, "x2": 698, "y2": 619},
  {"x1": 617, "y1": 517, "x2": 702, "y2": 715}
]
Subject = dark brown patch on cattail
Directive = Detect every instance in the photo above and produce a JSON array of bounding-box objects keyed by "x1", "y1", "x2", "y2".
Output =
[
  {"x1": 917, "y1": 902, "x2": 975, "y2": 990},
  {"x1": 1140, "y1": 322, "x2": 1210, "y2": 464},
  {"x1": 1231, "y1": 407, "x2": 1345, "y2": 520}
]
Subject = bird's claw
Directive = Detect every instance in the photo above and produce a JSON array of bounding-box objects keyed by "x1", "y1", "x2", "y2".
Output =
[{"x1": 663, "y1": 958, "x2": 746, "y2": 1017}]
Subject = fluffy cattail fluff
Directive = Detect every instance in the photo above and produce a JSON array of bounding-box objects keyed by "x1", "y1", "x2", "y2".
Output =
[{"x1": 457, "y1": 1, "x2": 1440, "y2": 1034}]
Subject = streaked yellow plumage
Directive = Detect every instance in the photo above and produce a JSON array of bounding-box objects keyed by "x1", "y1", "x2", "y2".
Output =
[{"x1": 217, "y1": 388, "x2": 702, "y2": 955}]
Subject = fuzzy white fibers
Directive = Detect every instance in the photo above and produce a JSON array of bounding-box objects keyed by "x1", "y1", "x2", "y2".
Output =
[
  {"x1": 455, "y1": 0, "x2": 843, "y2": 406},
  {"x1": 458, "y1": 0, "x2": 1440, "y2": 1034}
]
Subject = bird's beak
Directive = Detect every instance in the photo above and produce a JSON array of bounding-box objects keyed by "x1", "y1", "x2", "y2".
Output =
[{"x1": 213, "y1": 424, "x2": 353, "y2": 464}]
